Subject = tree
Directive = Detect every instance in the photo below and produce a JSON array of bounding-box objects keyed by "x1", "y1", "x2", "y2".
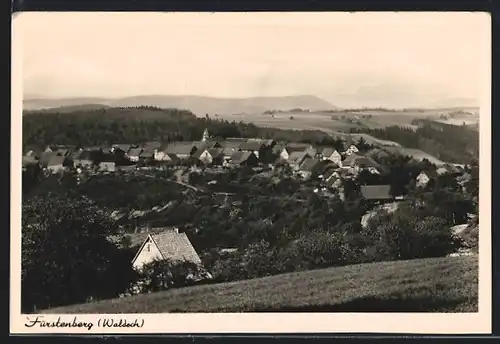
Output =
[{"x1": 22, "y1": 194, "x2": 138, "y2": 312}]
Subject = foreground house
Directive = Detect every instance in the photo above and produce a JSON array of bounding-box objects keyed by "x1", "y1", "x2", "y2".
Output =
[
  {"x1": 131, "y1": 227, "x2": 202, "y2": 271},
  {"x1": 321, "y1": 148, "x2": 343, "y2": 166}
]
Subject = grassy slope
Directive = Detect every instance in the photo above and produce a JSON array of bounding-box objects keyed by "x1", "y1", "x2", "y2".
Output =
[{"x1": 43, "y1": 255, "x2": 477, "y2": 314}]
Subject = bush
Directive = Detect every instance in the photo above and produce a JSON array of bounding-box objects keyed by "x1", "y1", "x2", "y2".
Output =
[{"x1": 134, "y1": 259, "x2": 211, "y2": 293}]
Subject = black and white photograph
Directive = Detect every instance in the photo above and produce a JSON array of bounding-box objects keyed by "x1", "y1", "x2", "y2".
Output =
[{"x1": 11, "y1": 12, "x2": 491, "y2": 334}]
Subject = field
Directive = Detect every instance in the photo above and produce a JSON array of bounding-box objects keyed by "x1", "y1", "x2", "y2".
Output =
[{"x1": 43, "y1": 255, "x2": 477, "y2": 313}]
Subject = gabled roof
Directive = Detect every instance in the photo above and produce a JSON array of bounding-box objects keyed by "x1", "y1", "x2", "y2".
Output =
[
  {"x1": 127, "y1": 148, "x2": 143, "y2": 157},
  {"x1": 220, "y1": 141, "x2": 243, "y2": 150},
  {"x1": 239, "y1": 141, "x2": 264, "y2": 151},
  {"x1": 39, "y1": 152, "x2": 57, "y2": 167},
  {"x1": 142, "y1": 141, "x2": 162, "y2": 150},
  {"x1": 321, "y1": 147, "x2": 339, "y2": 157},
  {"x1": 47, "y1": 154, "x2": 66, "y2": 167},
  {"x1": 230, "y1": 151, "x2": 255, "y2": 164},
  {"x1": 55, "y1": 148, "x2": 70, "y2": 157},
  {"x1": 165, "y1": 142, "x2": 196, "y2": 155},
  {"x1": 288, "y1": 151, "x2": 310, "y2": 164},
  {"x1": 284, "y1": 142, "x2": 312, "y2": 152},
  {"x1": 418, "y1": 169, "x2": 438, "y2": 178},
  {"x1": 22, "y1": 155, "x2": 38, "y2": 168},
  {"x1": 139, "y1": 149, "x2": 155, "y2": 158},
  {"x1": 343, "y1": 154, "x2": 381, "y2": 169},
  {"x1": 113, "y1": 144, "x2": 133, "y2": 152},
  {"x1": 360, "y1": 185, "x2": 393, "y2": 200},
  {"x1": 132, "y1": 228, "x2": 202, "y2": 265},
  {"x1": 298, "y1": 157, "x2": 321, "y2": 172},
  {"x1": 73, "y1": 150, "x2": 93, "y2": 161},
  {"x1": 221, "y1": 147, "x2": 238, "y2": 156},
  {"x1": 226, "y1": 137, "x2": 251, "y2": 143}
]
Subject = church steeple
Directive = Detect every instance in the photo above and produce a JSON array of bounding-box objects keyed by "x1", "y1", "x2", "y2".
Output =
[{"x1": 202, "y1": 128, "x2": 210, "y2": 142}]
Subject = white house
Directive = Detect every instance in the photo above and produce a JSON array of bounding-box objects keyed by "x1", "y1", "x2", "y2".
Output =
[
  {"x1": 416, "y1": 171, "x2": 435, "y2": 188},
  {"x1": 131, "y1": 228, "x2": 202, "y2": 271}
]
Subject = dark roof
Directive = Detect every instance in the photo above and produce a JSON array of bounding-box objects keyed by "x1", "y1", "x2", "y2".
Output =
[
  {"x1": 47, "y1": 155, "x2": 66, "y2": 167},
  {"x1": 127, "y1": 148, "x2": 143, "y2": 157},
  {"x1": 207, "y1": 148, "x2": 224, "y2": 158},
  {"x1": 321, "y1": 147, "x2": 337, "y2": 157},
  {"x1": 142, "y1": 141, "x2": 162, "y2": 150},
  {"x1": 220, "y1": 141, "x2": 243, "y2": 150},
  {"x1": 360, "y1": 185, "x2": 393, "y2": 200},
  {"x1": 139, "y1": 149, "x2": 155, "y2": 158},
  {"x1": 73, "y1": 150, "x2": 94, "y2": 161},
  {"x1": 418, "y1": 169, "x2": 438, "y2": 178},
  {"x1": 288, "y1": 151, "x2": 310, "y2": 164},
  {"x1": 148, "y1": 229, "x2": 202, "y2": 265},
  {"x1": 22, "y1": 156, "x2": 38, "y2": 167},
  {"x1": 165, "y1": 142, "x2": 196, "y2": 155},
  {"x1": 39, "y1": 152, "x2": 57, "y2": 167},
  {"x1": 226, "y1": 137, "x2": 250, "y2": 143},
  {"x1": 221, "y1": 147, "x2": 238, "y2": 156},
  {"x1": 55, "y1": 148, "x2": 70, "y2": 157},
  {"x1": 298, "y1": 157, "x2": 321, "y2": 172},
  {"x1": 239, "y1": 141, "x2": 264, "y2": 151}
]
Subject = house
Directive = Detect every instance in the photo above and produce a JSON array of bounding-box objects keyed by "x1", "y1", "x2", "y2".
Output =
[
  {"x1": 138, "y1": 149, "x2": 155, "y2": 162},
  {"x1": 25, "y1": 149, "x2": 42, "y2": 160},
  {"x1": 287, "y1": 151, "x2": 311, "y2": 170},
  {"x1": 416, "y1": 169, "x2": 438, "y2": 188},
  {"x1": 154, "y1": 149, "x2": 180, "y2": 164},
  {"x1": 46, "y1": 155, "x2": 66, "y2": 173},
  {"x1": 227, "y1": 151, "x2": 259, "y2": 167},
  {"x1": 112, "y1": 144, "x2": 133, "y2": 154},
  {"x1": 221, "y1": 147, "x2": 238, "y2": 160},
  {"x1": 39, "y1": 151, "x2": 57, "y2": 168},
  {"x1": 99, "y1": 161, "x2": 116, "y2": 172},
  {"x1": 201, "y1": 128, "x2": 210, "y2": 142},
  {"x1": 344, "y1": 144, "x2": 359, "y2": 156},
  {"x1": 131, "y1": 227, "x2": 202, "y2": 271},
  {"x1": 197, "y1": 148, "x2": 224, "y2": 165},
  {"x1": 342, "y1": 154, "x2": 383, "y2": 174},
  {"x1": 238, "y1": 141, "x2": 265, "y2": 158},
  {"x1": 279, "y1": 143, "x2": 312, "y2": 160},
  {"x1": 360, "y1": 185, "x2": 393, "y2": 201},
  {"x1": 127, "y1": 148, "x2": 143, "y2": 162},
  {"x1": 221, "y1": 141, "x2": 244, "y2": 150},
  {"x1": 142, "y1": 141, "x2": 162, "y2": 151},
  {"x1": 73, "y1": 150, "x2": 94, "y2": 169},
  {"x1": 321, "y1": 148, "x2": 342, "y2": 166},
  {"x1": 164, "y1": 142, "x2": 198, "y2": 159},
  {"x1": 297, "y1": 157, "x2": 321, "y2": 179}
]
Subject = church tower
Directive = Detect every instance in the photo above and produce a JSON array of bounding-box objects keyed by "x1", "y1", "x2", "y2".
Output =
[{"x1": 202, "y1": 128, "x2": 210, "y2": 142}]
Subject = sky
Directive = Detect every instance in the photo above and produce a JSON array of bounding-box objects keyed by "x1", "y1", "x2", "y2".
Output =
[{"x1": 15, "y1": 12, "x2": 490, "y2": 108}]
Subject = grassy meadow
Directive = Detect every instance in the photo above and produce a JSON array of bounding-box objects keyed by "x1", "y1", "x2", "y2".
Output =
[{"x1": 43, "y1": 255, "x2": 478, "y2": 314}]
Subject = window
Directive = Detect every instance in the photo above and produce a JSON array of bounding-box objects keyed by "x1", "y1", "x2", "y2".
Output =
[{"x1": 146, "y1": 243, "x2": 151, "y2": 252}]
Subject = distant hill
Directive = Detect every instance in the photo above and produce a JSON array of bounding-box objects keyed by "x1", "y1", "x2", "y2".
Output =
[{"x1": 23, "y1": 95, "x2": 336, "y2": 116}]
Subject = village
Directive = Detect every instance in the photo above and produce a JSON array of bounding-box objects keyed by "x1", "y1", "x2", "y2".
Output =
[{"x1": 21, "y1": 126, "x2": 477, "y2": 281}]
